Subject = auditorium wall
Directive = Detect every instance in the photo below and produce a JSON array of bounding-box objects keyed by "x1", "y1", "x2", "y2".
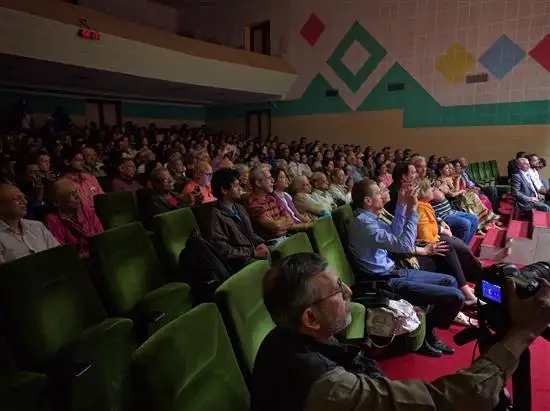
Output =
[
  {"x1": 0, "y1": 90, "x2": 205, "y2": 128},
  {"x1": 202, "y1": 0, "x2": 550, "y2": 175}
]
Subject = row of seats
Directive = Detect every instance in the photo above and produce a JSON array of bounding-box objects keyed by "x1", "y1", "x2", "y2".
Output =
[
  {"x1": 468, "y1": 160, "x2": 509, "y2": 192},
  {"x1": 1, "y1": 204, "x2": 426, "y2": 410}
]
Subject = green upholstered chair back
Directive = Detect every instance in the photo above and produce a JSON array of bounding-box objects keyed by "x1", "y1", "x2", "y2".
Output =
[
  {"x1": 271, "y1": 232, "x2": 314, "y2": 258},
  {"x1": 308, "y1": 217, "x2": 355, "y2": 287},
  {"x1": 153, "y1": 207, "x2": 199, "y2": 273},
  {"x1": 0, "y1": 245, "x2": 106, "y2": 369},
  {"x1": 131, "y1": 303, "x2": 249, "y2": 411},
  {"x1": 93, "y1": 191, "x2": 140, "y2": 229},
  {"x1": 89, "y1": 222, "x2": 166, "y2": 316},
  {"x1": 332, "y1": 205, "x2": 354, "y2": 247},
  {"x1": 215, "y1": 260, "x2": 274, "y2": 376}
]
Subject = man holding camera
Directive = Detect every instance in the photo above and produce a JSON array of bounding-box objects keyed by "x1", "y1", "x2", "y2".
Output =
[{"x1": 251, "y1": 252, "x2": 550, "y2": 411}]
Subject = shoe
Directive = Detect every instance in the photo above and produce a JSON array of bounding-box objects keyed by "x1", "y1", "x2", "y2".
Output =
[
  {"x1": 417, "y1": 341, "x2": 442, "y2": 357},
  {"x1": 430, "y1": 339, "x2": 455, "y2": 355}
]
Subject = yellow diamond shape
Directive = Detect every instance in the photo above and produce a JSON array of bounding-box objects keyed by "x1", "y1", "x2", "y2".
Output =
[{"x1": 435, "y1": 43, "x2": 475, "y2": 83}]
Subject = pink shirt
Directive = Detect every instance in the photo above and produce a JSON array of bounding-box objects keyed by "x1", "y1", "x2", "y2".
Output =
[
  {"x1": 60, "y1": 173, "x2": 104, "y2": 209},
  {"x1": 45, "y1": 207, "x2": 103, "y2": 256}
]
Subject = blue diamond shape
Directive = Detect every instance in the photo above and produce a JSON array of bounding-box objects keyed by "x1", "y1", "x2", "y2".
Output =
[{"x1": 479, "y1": 35, "x2": 526, "y2": 79}]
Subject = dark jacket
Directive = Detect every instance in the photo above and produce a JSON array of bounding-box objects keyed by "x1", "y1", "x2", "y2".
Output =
[
  {"x1": 251, "y1": 327, "x2": 384, "y2": 411},
  {"x1": 206, "y1": 201, "x2": 265, "y2": 272}
]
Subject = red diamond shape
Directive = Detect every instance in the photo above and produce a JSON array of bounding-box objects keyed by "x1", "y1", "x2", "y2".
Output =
[
  {"x1": 300, "y1": 13, "x2": 325, "y2": 46},
  {"x1": 529, "y1": 34, "x2": 550, "y2": 72}
]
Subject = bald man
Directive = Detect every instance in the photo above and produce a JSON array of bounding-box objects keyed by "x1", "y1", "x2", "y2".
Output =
[
  {"x1": 0, "y1": 184, "x2": 59, "y2": 263},
  {"x1": 511, "y1": 158, "x2": 550, "y2": 212}
]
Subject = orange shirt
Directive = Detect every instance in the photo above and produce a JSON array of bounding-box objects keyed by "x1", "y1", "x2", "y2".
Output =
[
  {"x1": 417, "y1": 200, "x2": 439, "y2": 243},
  {"x1": 182, "y1": 180, "x2": 216, "y2": 205}
]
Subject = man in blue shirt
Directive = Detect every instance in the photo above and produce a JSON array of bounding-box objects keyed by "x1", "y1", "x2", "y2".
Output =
[{"x1": 348, "y1": 178, "x2": 464, "y2": 357}]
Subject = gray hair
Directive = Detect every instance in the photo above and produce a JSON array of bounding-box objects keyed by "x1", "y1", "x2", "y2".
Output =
[
  {"x1": 517, "y1": 157, "x2": 529, "y2": 167},
  {"x1": 310, "y1": 171, "x2": 327, "y2": 187},
  {"x1": 249, "y1": 166, "x2": 267, "y2": 185},
  {"x1": 263, "y1": 253, "x2": 327, "y2": 329},
  {"x1": 410, "y1": 155, "x2": 426, "y2": 165},
  {"x1": 234, "y1": 163, "x2": 249, "y2": 174},
  {"x1": 291, "y1": 175, "x2": 307, "y2": 192}
]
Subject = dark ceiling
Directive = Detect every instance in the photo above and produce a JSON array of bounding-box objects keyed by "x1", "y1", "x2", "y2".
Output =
[{"x1": 0, "y1": 53, "x2": 277, "y2": 106}]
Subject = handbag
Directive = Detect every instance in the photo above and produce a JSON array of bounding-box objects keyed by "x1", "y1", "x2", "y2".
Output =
[{"x1": 366, "y1": 299, "x2": 421, "y2": 347}]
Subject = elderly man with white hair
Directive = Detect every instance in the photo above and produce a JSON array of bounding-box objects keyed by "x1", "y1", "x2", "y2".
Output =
[{"x1": 511, "y1": 157, "x2": 550, "y2": 212}]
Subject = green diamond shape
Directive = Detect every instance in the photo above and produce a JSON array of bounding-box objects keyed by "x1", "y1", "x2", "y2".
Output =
[{"x1": 327, "y1": 21, "x2": 387, "y2": 93}]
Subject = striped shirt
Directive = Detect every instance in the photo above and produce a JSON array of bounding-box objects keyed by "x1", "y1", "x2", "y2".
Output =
[{"x1": 430, "y1": 198, "x2": 455, "y2": 219}]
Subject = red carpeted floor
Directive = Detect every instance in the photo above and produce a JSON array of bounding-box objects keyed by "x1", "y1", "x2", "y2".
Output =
[{"x1": 378, "y1": 325, "x2": 550, "y2": 411}]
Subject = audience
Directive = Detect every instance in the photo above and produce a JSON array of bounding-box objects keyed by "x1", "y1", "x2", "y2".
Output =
[
  {"x1": 328, "y1": 168, "x2": 351, "y2": 206},
  {"x1": 111, "y1": 157, "x2": 142, "y2": 192},
  {"x1": 348, "y1": 178, "x2": 464, "y2": 357},
  {"x1": 271, "y1": 168, "x2": 313, "y2": 224},
  {"x1": 207, "y1": 168, "x2": 268, "y2": 272},
  {"x1": 182, "y1": 160, "x2": 215, "y2": 205},
  {"x1": 0, "y1": 183, "x2": 59, "y2": 263},
  {"x1": 512, "y1": 158, "x2": 550, "y2": 212},
  {"x1": 246, "y1": 166, "x2": 295, "y2": 245},
  {"x1": 59, "y1": 148, "x2": 104, "y2": 210},
  {"x1": 45, "y1": 179, "x2": 103, "y2": 259}
]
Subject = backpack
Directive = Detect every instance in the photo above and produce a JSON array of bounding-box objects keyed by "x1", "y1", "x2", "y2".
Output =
[{"x1": 178, "y1": 229, "x2": 233, "y2": 303}]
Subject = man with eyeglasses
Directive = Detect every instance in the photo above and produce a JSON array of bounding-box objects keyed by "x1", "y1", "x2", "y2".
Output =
[
  {"x1": 251, "y1": 252, "x2": 550, "y2": 411},
  {"x1": 0, "y1": 183, "x2": 59, "y2": 264}
]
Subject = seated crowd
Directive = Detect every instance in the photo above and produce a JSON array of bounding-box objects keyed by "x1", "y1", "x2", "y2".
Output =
[{"x1": 0, "y1": 113, "x2": 548, "y2": 360}]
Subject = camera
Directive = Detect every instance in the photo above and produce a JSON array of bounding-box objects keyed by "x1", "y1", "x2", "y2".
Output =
[
  {"x1": 455, "y1": 261, "x2": 550, "y2": 411},
  {"x1": 477, "y1": 261, "x2": 550, "y2": 336}
]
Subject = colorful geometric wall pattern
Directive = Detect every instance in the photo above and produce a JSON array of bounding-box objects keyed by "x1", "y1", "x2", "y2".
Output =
[
  {"x1": 529, "y1": 34, "x2": 550, "y2": 72},
  {"x1": 326, "y1": 21, "x2": 387, "y2": 93},
  {"x1": 478, "y1": 35, "x2": 526, "y2": 80},
  {"x1": 300, "y1": 13, "x2": 325, "y2": 46},
  {"x1": 435, "y1": 43, "x2": 476, "y2": 83}
]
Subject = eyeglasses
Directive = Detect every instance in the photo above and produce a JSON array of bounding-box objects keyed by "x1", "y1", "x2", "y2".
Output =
[{"x1": 308, "y1": 278, "x2": 346, "y2": 307}]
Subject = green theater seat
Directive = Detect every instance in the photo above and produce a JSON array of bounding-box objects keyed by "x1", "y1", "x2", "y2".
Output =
[
  {"x1": 0, "y1": 371, "x2": 52, "y2": 411},
  {"x1": 271, "y1": 232, "x2": 314, "y2": 257},
  {"x1": 0, "y1": 245, "x2": 135, "y2": 411},
  {"x1": 89, "y1": 222, "x2": 192, "y2": 340},
  {"x1": 131, "y1": 303, "x2": 249, "y2": 411},
  {"x1": 94, "y1": 191, "x2": 141, "y2": 229},
  {"x1": 215, "y1": 260, "x2": 274, "y2": 377},
  {"x1": 332, "y1": 205, "x2": 354, "y2": 246},
  {"x1": 153, "y1": 207, "x2": 200, "y2": 275}
]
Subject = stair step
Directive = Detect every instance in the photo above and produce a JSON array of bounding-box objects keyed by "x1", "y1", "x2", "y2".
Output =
[
  {"x1": 481, "y1": 228, "x2": 506, "y2": 248},
  {"x1": 506, "y1": 220, "x2": 529, "y2": 239},
  {"x1": 469, "y1": 235, "x2": 484, "y2": 256},
  {"x1": 532, "y1": 211, "x2": 550, "y2": 229}
]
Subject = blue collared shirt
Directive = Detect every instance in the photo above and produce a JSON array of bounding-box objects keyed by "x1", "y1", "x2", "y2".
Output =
[{"x1": 348, "y1": 204, "x2": 419, "y2": 275}]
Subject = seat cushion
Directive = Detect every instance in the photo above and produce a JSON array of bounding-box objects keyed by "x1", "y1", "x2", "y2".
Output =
[
  {"x1": 342, "y1": 302, "x2": 365, "y2": 340},
  {"x1": 132, "y1": 303, "x2": 249, "y2": 411},
  {"x1": 56, "y1": 318, "x2": 136, "y2": 411},
  {"x1": 215, "y1": 260, "x2": 274, "y2": 375},
  {"x1": 0, "y1": 371, "x2": 52, "y2": 411},
  {"x1": 0, "y1": 245, "x2": 106, "y2": 369},
  {"x1": 271, "y1": 232, "x2": 313, "y2": 258},
  {"x1": 89, "y1": 222, "x2": 166, "y2": 316},
  {"x1": 133, "y1": 282, "x2": 193, "y2": 339},
  {"x1": 153, "y1": 208, "x2": 199, "y2": 273}
]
